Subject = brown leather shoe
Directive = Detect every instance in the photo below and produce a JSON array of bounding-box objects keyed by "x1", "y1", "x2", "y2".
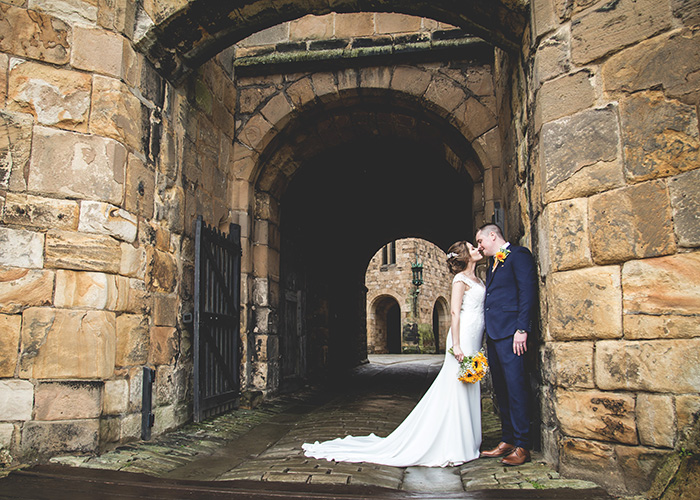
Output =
[
  {"x1": 480, "y1": 442, "x2": 516, "y2": 458},
  {"x1": 501, "y1": 447, "x2": 531, "y2": 466}
]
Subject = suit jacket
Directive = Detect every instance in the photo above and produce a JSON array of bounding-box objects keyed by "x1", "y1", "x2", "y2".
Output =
[{"x1": 484, "y1": 245, "x2": 537, "y2": 340}]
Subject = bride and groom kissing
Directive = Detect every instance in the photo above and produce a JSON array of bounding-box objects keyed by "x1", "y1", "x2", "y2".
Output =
[{"x1": 303, "y1": 223, "x2": 538, "y2": 468}]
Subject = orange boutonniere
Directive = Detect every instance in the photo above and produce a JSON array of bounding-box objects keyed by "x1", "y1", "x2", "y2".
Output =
[{"x1": 492, "y1": 247, "x2": 511, "y2": 271}]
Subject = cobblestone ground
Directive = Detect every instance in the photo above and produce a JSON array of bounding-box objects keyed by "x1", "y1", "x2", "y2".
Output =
[{"x1": 45, "y1": 355, "x2": 605, "y2": 495}]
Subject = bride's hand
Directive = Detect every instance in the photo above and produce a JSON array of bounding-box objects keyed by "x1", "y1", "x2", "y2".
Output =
[{"x1": 452, "y1": 345, "x2": 465, "y2": 363}]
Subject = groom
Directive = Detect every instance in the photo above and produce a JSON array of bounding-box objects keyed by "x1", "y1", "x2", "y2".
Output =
[{"x1": 476, "y1": 223, "x2": 537, "y2": 466}]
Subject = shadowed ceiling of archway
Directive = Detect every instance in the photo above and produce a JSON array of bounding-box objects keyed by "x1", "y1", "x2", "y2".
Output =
[
  {"x1": 253, "y1": 89, "x2": 483, "y2": 201},
  {"x1": 137, "y1": 0, "x2": 528, "y2": 82},
  {"x1": 280, "y1": 135, "x2": 474, "y2": 276}
]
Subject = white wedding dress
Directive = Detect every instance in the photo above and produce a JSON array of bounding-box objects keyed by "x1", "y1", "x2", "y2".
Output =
[{"x1": 302, "y1": 273, "x2": 485, "y2": 467}]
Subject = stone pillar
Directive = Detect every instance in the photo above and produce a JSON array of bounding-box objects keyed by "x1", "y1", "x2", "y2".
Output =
[{"x1": 530, "y1": 0, "x2": 700, "y2": 494}]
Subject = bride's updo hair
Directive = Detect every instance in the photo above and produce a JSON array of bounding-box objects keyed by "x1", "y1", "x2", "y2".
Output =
[{"x1": 446, "y1": 241, "x2": 469, "y2": 274}]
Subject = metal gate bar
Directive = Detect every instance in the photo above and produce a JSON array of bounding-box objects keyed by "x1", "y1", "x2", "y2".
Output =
[{"x1": 193, "y1": 216, "x2": 242, "y2": 422}]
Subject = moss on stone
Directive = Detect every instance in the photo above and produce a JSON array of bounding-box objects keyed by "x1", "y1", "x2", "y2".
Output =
[{"x1": 418, "y1": 323, "x2": 436, "y2": 354}]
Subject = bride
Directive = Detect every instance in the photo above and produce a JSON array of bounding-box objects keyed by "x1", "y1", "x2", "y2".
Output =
[{"x1": 302, "y1": 241, "x2": 485, "y2": 467}]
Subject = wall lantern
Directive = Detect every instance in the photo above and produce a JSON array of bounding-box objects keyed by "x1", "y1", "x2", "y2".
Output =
[{"x1": 411, "y1": 260, "x2": 424, "y2": 287}]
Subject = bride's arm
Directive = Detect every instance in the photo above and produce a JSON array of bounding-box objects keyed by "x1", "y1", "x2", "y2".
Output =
[{"x1": 450, "y1": 279, "x2": 468, "y2": 362}]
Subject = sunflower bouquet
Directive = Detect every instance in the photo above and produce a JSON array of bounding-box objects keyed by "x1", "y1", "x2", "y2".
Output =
[{"x1": 448, "y1": 348, "x2": 489, "y2": 384}]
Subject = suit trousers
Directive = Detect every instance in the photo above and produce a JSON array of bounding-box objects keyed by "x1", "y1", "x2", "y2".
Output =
[{"x1": 487, "y1": 335, "x2": 530, "y2": 449}]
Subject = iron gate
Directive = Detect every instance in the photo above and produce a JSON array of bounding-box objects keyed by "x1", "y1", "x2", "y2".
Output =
[{"x1": 193, "y1": 216, "x2": 242, "y2": 422}]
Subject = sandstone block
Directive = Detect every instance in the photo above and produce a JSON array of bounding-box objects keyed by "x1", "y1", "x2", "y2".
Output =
[
  {"x1": 560, "y1": 438, "x2": 620, "y2": 494},
  {"x1": 637, "y1": 393, "x2": 675, "y2": 448},
  {"x1": 334, "y1": 12, "x2": 374, "y2": 38},
  {"x1": 673, "y1": 0, "x2": 700, "y2": 27},
  {"x1": 260, "y1": 92, "x2": 292, "y2": 129},
  {"x1": 8, "y1": 59, "x2": 91, "y2": 132},
  {"x1": 124, "y1": 155, "x2": 156, "y2": 219},
  {"x1": 120, "y1": 242, "x2": 146, "y2": 279},
  {"x1": 238, "y1": 85, "x2": 277, "y2": 115},
  {"x1": 390, "y1": 66, "x2": 432, "y2": 97},
  {"x1": 34, "y1": 381, "x2": 101, "y2": 421},
  {"x1": 542, "y1": 341, "x2": 594, "y2": 388},
  {"x1": 254, "y1": 333, "x2": 279, "y2": 362},
  {"x1": 90, "y1": 75, "x2": 144, "y2": 152},
  {"x1": 424, "y1": 77, "x2": 465, "y2": 114},
  {"x1": 2, "y1": 193, "x2": 79, "y2": 231},
  {"x1": 28, "y1": 126, "x2": 126, "y2": 205},
  {"x1": 0, "y1": 379, "x2": 33, "y2": 421},
  {"x1": 624, "y1": 314, "x2": 700, "y2": 340},
  {"x1": 545, "y1": 198, "x2": 592, "y2": 272},
  {"x1": 571, "y1": 0, "x2": 672, "y2": 65},
  {"x1": 155, "y1": 364, "x2": 175, "y2": 405},
  {"x1": 0, "y1": 4, "x2": 70, "y2": 65},
  {"x1": 146, "y1": 248, "x2": 178, "y2": 293},
  {"x1": 21, "y1": 420, "x2": 98, "y2": 458},
  {"x1": 286, "y1": 77, "x2": 315, "y2": 109},
  {"x1": 669, "y1": 168, "x2": 700, "y2": 248},
  {"x1": 602, "y1": 28, "x2": 700, "y2": 106},
  {"x1": 615, "y1": 445, "x2": 670, "y2": 494},
  {"x1": 290, "y1": 14, "x2": 333, "y2": 40},
  {"x1": 620, "y1": 92, "x2": 699, "y2": 183},
  {"x1": 547, "y1": 266, "x2": 622, "y2": 340},
  {"x1": 676, "y1": 395, "x2": 700, "y2": 448},
  {"x1": 375, "y1": 13, "x2": 421, "y2": 34},
  {"x1": 71, "y1": 26, "x2": 128, "y2": 78},
  {"x1": 0, "y1": 110, "x2": 33, "y2": 191},
  {"x1": 532, "y1": 0, "x2": 559, "y2": 40},
  {"x1": 149, "y1": 326, "x2": 178, "y2": 365},
  {"x1": 153, "y1": 293, "x2": 178, "y2": 327},
  {"x1": 20, "y1": 307, "x2": 116, "y2": 379},
  {"x1": 595, "y1": 339, "x2": 700, "y2": 393},
  {"x1": 30, "y1": 0, "x2": 99, "y2": 24},
  {"x1": 54, "y1": 270, "x2": 130, "y2": 311},
  {"x1": 535, "y1": 70, "x2": 595, "y2": 131},
  {"x1": 79, "y1": 201, "x2": 137, "y2": 243},
  {"x1": 541, "y1": 105, "x2": 623, "y2": 201},
  {"x1": 556, "y1": 389, "x2": 637, "y2": 444},
  {"x1": 0, "y1": 53, "x2": 7, "y2": 104},
  {"x1": 127, "y1": 367, "x2": 143, "y2": 412},
  {"x1": 45, "y1": 230, "x2": 121, "y2": 273},
  {"x1": 0, "y1": 314, "x2": 21, "y2": 377},
  {"x1": 0, "y1": 423, "x2": 13, "y2": 448},
  {"x1": 0, "y1": 227, "x2": 44, "y2": 269},
  {"x1": 534, "y1": 26, "x2": 571, "y2": 85},
  {"x1": 0, "y1": 268, "x2": 54, "y2": 314},
  {"x1": 124, "y1": 278, "x2": 149, "y2": 315},
  {"x1": 454, "y1": 98, "x2": 497, "y2": 141},
  {"x1": 103, "y1": 379, "x2": 129, "y2": 415},
  {"x1": 622, "y1": 252, "x2": 700, "y2": 316},
  {"x1": 115, "y1": 314, "x2": 149, "y2": 368},
  {"x1": 239, "y1": 113, "x2": 274, "y2": 153},
  {"x1": 589, "y1": 181, "x2": 675, "y2": 264}
]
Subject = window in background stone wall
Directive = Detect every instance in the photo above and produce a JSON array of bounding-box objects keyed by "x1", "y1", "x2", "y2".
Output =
[{"x1": 381, "y1": 241, "x2": 396, "y2": 267}]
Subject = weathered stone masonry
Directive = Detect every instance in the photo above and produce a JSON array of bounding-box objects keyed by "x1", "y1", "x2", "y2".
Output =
[{"x1": 0, "y1": 1, "x2": 698, "y2": 496}]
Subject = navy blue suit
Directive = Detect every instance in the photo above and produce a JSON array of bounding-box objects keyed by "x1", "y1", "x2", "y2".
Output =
[{"x1": 484, "y1": 244, "x2": 537, "y2": 449}]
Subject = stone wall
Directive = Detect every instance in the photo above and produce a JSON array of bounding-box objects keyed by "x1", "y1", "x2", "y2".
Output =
[
  {"x1": 528, "y1": 0, "x2": 700, "y2": 494},
  {"x1": 0, "y1": 1, "x2": 239, "y2": 462},
  {"x1": 365, "y1": 238, "x2": 452, "y2": 353}
]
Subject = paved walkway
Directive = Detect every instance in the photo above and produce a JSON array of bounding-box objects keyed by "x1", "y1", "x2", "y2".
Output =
[{"x1": 6, "y1": 355, "x2": 610, "y2": 497}]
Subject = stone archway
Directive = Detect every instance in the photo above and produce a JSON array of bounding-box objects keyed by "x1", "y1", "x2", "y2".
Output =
[
  {"x1": 432, "y1": 297, "x2": 449, "y2": 353},
  {"x1": 134, "y1": 0, "x2": 528, "y2": 82},
  {"x1": 368, "y1": 295, "x2": 402, "y2": 354},
  {"x1": 1, "y1": 1, "x2": 698, "y2": 494},
  {"x1": 237, "y1": 56, "x2": 501, "y2": 390}
]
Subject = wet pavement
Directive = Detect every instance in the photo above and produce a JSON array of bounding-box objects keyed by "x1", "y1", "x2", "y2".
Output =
[{"x1": 0, "y1": 355, "x2": 613, "y2": 498}]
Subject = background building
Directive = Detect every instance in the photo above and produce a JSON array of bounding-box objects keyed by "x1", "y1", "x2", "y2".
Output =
[{"x1": 365, "y1": 238, "x2": 452, "y2": 354}]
